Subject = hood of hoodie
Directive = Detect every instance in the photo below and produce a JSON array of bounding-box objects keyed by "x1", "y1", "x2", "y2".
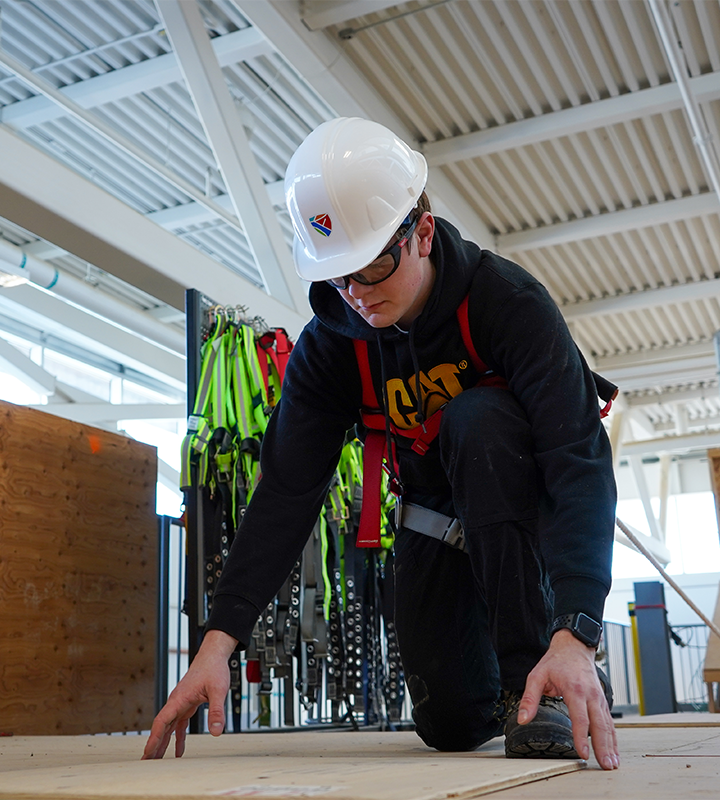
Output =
[{"x1": 308, "y1": 217, "x2": 481, "y2": 342}]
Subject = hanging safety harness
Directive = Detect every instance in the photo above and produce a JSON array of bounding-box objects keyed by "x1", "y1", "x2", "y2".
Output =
[
  {"x1": 353, "y1": 294, "x2": 618, "y2": 551},
  {"x1": 182, "y1": 311, "x2": 402, "y2": 726}
]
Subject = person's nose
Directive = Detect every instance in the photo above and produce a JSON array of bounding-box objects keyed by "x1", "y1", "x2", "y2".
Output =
[{"x1": 347, "y1": 279, "x2": 375, "y2": 299}]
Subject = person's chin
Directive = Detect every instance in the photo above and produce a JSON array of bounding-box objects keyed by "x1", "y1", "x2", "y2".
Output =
[{"x1": 360, "y1": 306, "x2": 398, "y2": 328}]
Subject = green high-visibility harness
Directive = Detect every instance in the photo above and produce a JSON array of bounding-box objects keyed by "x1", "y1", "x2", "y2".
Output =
[{"x1": 181, "y1": 312, "x2": 405, "y2": 729}]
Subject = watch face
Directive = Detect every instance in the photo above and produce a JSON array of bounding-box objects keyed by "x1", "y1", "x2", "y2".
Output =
[{"x1": 575, "y1": 612, "x2": 602, "y2": 645}]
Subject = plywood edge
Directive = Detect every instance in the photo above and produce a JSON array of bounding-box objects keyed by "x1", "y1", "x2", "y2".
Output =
[
  {"x1": 426, "y1": 761, "x2": 585, "y2": 799},
  {"x1": 615, "y1": 721, "x2": 720, "y2": 727}
]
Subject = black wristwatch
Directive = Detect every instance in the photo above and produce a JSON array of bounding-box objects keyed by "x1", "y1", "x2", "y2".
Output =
[{"x1": 551, "y1": 612, "x2": 603, "y2": 648}]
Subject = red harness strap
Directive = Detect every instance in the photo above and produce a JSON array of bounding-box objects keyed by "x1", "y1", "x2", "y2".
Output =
[
  {"x1": 352, "y1": 296, "x2": 507, "y2": 547},
  {"x1": 355, "y1": 430, "x2": 386, "y2": 547},
  {"x1": 256, "y1": 328, "x2": 294, "y2": 398},
  {"x1": 352, "y1": 295, "x2": 617, "y2": 547},
  {"x1": 457, "y1": 295, "x2": 508, "y2": 388}
]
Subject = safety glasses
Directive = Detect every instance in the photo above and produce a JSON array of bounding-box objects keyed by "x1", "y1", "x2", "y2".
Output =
[{"x1": 326, "y1": 216, "x2": 418, "y2": 290}]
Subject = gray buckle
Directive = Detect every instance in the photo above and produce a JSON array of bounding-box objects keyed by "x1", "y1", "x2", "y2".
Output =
[{"x1": 442, "y1": 518, "x2": 466, "y2": 551}]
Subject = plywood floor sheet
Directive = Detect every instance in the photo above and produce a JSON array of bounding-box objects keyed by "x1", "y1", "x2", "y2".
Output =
[
  {"x1": 614, "y1": 711, "x2": 720, "y2": 727},
  {"x1": 0, "y1": 731, "x2": 583, "y2": 800},
  {"x1": 491, "y1": 725, "x2": 720, "y2": 799}
]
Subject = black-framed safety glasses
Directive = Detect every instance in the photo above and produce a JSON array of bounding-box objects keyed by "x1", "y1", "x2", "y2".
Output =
[{"x1": 326, "y1": 216, "x2": 418, "y2": 290}]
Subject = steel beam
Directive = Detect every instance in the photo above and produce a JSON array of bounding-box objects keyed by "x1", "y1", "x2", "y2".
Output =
[
  {"x1": 620, "y1": 430, "x2": 720, "y2": 457},
  {"x1": 628, "y1": 407, "x2": 658, "y2": 440},
  {"x1": 498, "y1": 192, "x2": 720, "y2": 253},
  {"x1": 29, "y1": 401, "x2": 185, "y2": 423},
  {"x1": 157, "y1": 458, "x2": 182, "y2": 495},
  {"x1": 301, "y1": 0, "x2": 404, "y2": 30},
  {"x1": 649, "y1": 0, "x2": 720, "y2": 199},
  {"x1": 0, "y1": 126, "x2": 310, "y2": 337},
  {"x1": 1, "y1": 28, "x2": 273, "y2": 130},
  {"x1": 423, "y1": 71, "x2": 720, "y2": 166},
  {"x1": 658, "y1": 452, "x2": 671, "y2": 538},
  {"x1": 562, "y1": 276, "x2": 720, "y2": 321},
  {"x1": 608, "y1": 394, "x2": 628, "y2": 470},
  {"x1": 596, "y1": 342, "x2": 717, "y2": 392},
  {"x1": 3, "y1": 284, "x2": 186, "y2": 385},
  {"x1": 234, "y1": 0, "x2": 494, "y2": 246},
  {"x1": 630, "y1": 455, "x2": 665, "y2": 542},
  {"x1": 145, "y1": 180, "x2": 285, "y2": 229},
  {"x1": 0, "y1": 337, "x2": 56, "y2": 396},
  {"x1": 0, "y1": 46, "x2": 251, "y2": 240},
  {"x1": 626, "y1": 386, "x2": 719, "y2": 407},
  {"x1": 615, "y1": 520, "x2": 671, "y2": 566},
  {"x1": 157, "y1": 0, "x2": 307, "y2": 313}
]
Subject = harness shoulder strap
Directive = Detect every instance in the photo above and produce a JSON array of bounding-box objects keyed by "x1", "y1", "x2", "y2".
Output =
[
  {"x1": 353, "y1": 339, "x2": 380, "y2": 409},
  {"x1": 457, "y1": 294, "x2": 490, "y2": 374},
  {"x1": 273, "y1": 328, "x2": 292, "y2": 383}
]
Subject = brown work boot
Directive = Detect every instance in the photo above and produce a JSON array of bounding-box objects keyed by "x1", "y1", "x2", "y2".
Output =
[{"x1": 503, "y1": 692, "x2": 579, "y2": 759}]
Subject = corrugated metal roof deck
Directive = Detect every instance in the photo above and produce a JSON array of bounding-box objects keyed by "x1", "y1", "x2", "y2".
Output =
[{"x1": 1, "y1": 0, "x2": 720, "y2": 448}]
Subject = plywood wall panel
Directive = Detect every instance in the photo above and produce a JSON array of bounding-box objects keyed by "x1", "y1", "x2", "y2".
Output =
[{"x1": 0, "y1": 400, "x2": 157, "y2": 735}]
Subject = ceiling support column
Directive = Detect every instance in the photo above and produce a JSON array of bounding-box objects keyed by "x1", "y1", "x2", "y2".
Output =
[
  {"x1": 658, "y1": 452, "x2": 672, "y2": 539},
  {"x1": 630, "y1": 455, "x2": 666, "y2": 544}
]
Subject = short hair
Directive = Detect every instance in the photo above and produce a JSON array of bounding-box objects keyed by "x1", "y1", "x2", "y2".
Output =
[
  {"x1": 400, "y1": 191, "x2": 431, "y2": 254},
  {"x1": 414, "y1": 190, "x2": 432, "y2": 216}
]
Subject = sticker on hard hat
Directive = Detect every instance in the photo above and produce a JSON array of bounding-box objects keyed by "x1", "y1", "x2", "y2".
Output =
[{"x1": 309, "y1": 213, "x2": 332, "y2": 237}]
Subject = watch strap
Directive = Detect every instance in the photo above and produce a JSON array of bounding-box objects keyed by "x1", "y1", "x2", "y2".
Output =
[{"x1": 551, "y1": 612, "x2": 602, "y2": 647}]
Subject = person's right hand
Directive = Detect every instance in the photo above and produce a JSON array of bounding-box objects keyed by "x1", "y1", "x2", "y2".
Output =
[{"x1": 142, "y1": 630, "x2": 238, "y2": 759}]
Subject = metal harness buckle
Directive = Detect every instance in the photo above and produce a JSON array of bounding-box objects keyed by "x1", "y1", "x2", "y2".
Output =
[{"x1": 442, "y1": 518, "x2": 466, "y2": 551}]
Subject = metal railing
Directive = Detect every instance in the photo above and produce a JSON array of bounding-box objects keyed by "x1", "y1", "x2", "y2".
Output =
[
  {"x1": 597, "y1": 621, "x2": 640, "y2": 711},
  {"x1": 669, "y1": 624, "x2": 711, "y2": 711},
  {"x1": 598, "y1": 619, "x2": 712, "y2": 714}
]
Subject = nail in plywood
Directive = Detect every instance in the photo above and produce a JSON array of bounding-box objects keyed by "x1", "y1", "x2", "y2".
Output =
[
  {"x1": 0, "y1": 732, "x2": 584, "y2": 800},
  {"x1": 0, "y1": 400, "x2": 157, "y2": 735}
]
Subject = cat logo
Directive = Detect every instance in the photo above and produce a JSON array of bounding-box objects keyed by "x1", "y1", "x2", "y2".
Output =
[{"x1": 386, "y1": 363, "x2": 464, "y2": 429}]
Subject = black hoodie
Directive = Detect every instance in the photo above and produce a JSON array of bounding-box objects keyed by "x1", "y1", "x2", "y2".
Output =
[{"x1": 207, "y1": 218, "x2": 616, "y2": 647}]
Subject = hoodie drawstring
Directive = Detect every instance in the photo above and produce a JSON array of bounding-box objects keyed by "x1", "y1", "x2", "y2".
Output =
[
  {"x1": 376, "y1": 334, "x2": 403, "y2": 495},
  {"x1": 408, "y1": 325, "x2": 426, "y2": 430}
]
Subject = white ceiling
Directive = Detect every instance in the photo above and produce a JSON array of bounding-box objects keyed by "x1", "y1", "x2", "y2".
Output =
[{"x1": 1, "y1": 0, "x2": 720, "y2": 465}]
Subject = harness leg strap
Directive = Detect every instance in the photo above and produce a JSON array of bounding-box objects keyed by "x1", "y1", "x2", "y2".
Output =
[{"x1": 356, "y1": 430, "x2": 385, "y2": 547}]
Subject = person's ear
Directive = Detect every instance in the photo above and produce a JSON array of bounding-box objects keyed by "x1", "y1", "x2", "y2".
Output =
[{"x1": 415, "y1": 212, "x2": 435, "y2": 258}]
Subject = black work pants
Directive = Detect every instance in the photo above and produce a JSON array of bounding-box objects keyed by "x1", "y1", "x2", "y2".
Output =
[{"x1": 393, "y1": 387, "x2": 554, "y2": 751}]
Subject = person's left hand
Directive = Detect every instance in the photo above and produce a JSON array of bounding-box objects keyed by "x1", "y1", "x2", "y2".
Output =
[{"x1": 516, "y1": 628, "x2": 620, "y2": 770}]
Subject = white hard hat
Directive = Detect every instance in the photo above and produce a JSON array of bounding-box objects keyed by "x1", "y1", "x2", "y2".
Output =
[{"x1": 285, "y1": 117, "x2": 428, "y2": 282}]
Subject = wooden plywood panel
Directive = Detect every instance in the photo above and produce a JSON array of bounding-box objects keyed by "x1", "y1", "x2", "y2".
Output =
[
  {"x1": 0, "y1": 732, "x2": 584, "y2": 799},
  {"x1": 476, "y1": 727, "x2": 720, "y2": 799},
  {"x1": 615, "y1": 712, "x2": 720, "y2": 727},
  {"x1": 707, "y1": 448, "x2": 720, "y2": 541},
  {"x1": 0, "y1": 401, "x2": 157, "y2": 735},
  {"x1": 703, "y1": 587, "x2": 720, "y2": 683}
]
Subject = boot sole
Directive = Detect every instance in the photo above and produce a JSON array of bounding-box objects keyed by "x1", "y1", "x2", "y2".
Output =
[{"x1": 505, "y1": 722, "x2": 580, "y2": 759}]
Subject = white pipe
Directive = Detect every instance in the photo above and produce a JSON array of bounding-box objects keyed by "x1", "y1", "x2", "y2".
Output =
[
  {"x1": 0, "y1": 239, "x2": 185, "y2": 356},
  {"x1": 648, "y1": 0, "x2": 720, "y2": 199}
]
